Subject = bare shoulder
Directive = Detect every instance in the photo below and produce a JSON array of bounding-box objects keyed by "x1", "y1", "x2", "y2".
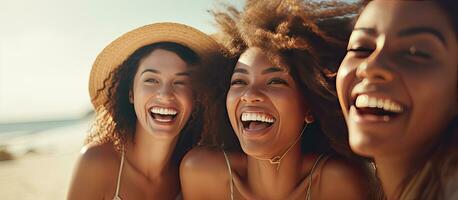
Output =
[
  {"x1": 180, "y1": 146, "x2": 228, "y2": 171},
  {"x1": 75, "y1": 142, "x2": 120, "y2": 176},
  {"x1": 80, "y1": 142, "x2": 120, "y2": 164},
  {"x1": 316, "y1": 155, "x2": 372, "y2": 200},
  {"x1": 180, "y1": 146, "x2": 235, "y2": 200},
  {"x1": 67, "y1": 142, "x2": 121, "y2": 200}
]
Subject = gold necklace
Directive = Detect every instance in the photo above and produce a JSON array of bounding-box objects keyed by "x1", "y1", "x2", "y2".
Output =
[{"x1": 251, "y1": 123, "x2": 309, "y2": 171}]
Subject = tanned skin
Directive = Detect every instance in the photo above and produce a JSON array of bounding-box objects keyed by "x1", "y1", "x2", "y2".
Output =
[
  {"x1": 68, "y1": 49, "x2": 195, "y2": 200},
  {"x1": 181, "y1": 48, "x2": 370, "y2": 200},
  {"x1": 337, "y1": 1, "x2": 458, "y2": 199}
]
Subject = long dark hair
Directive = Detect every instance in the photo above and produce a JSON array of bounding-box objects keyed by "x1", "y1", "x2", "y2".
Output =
[{"x1": 87, "y1": 42, "x2": 204, "y2": 164}]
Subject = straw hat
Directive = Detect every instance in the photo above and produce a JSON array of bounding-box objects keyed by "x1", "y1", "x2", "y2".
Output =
[{"x1": 89, "y1": 22, "x2": 220, "y2": 109}]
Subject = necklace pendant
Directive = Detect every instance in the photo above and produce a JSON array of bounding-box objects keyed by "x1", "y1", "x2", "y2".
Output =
[{"x1": 269, "y1": 156, "x2": 281, "y2": 165}]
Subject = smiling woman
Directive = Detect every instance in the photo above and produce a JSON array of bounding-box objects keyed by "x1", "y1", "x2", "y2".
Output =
[
  {"x1": 180, "y1": 0, "x2": 375, "y2": 200},
  {"x1": 67, "y1": 22, "x2": 221, "y2": 200},
  {"x1": 336, "y1": 0, "x2": 458, "y2": 199}
]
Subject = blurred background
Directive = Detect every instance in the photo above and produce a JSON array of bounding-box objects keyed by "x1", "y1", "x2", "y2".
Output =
[{"x1": 0, "y1": 0, "x2": 242, "y2": 199}]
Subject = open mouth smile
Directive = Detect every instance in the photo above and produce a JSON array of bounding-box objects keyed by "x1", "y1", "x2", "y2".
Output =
[
  {"x1": 351, "y1": 94, "x2": 405, "y2": 122},
  {"x1": 149, "y1": 106, "x2": 179, "y2": 124},
  {"x1": 240, "y1": 112, "x2": 276, "y2": 132}
]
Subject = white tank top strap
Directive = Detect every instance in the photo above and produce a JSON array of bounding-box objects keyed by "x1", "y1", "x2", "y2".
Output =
[
  {"x1": 305, "y1": 154, "x2": 330, "y2": 200},
  {"x1": 113, "y1": 146, "x2": 125, "y2": 200},
  {"x1": 222, "y1": 149, "x2": 234, "y2": 200}
]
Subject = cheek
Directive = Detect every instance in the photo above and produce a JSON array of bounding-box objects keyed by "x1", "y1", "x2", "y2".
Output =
[
  {"x1": 272, "y1": 89, "x2": 305, "y2": 121},
  {"x1": 407, "y1": 73, "x2": 457, "y2": 128},
  {"x1": 176, "y1": 88, "x2": 194, "y2": 115},
  {"x1": 336, "y1": 58, "x2": 357, "y2": 115},
  {"x1": 226, "y1": 89, "x2": 239, "y2": 124},
  {"x1": 400, "y1": 65, "x2": 457, "y2": 145},
  {"x1": 132, "y1": 91, "x2": 150, "y2": 122}
]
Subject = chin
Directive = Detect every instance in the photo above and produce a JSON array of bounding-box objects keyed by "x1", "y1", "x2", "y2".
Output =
[
  {"x1": 348, "y1": 129, "x2": 382, "y2": 158},
  {"x1": 149, "y1": 128, "x2": 181, "y2": 139},
  {"x1": 240, "y1": 140, "x2": 279, "y2": 159}
]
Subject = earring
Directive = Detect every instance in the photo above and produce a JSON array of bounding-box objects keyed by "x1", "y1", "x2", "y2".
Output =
[
  {"x1": 129, "y1": 92, "x2": 133, "y2": 103},
  {"x1": 305, "y1": 112, "x2": 314, "y2": 123},
  {"x1": 371, "y1": 161, "x2": 377, "y2": 176},
  {"x1": 409, "y1": 46, "x2": 417, "y2": 55}
]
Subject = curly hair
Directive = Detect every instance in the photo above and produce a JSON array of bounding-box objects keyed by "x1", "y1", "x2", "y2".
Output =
[
  {"x1": 86, "y1": 42, "x2": 206, "y2": 164},
  {"x1": 201, "y1": 0, "x2": 361, "y2": 158}
]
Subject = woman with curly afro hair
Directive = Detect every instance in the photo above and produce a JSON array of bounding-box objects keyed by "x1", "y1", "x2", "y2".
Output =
[{"x1": 180, "y1": 0, "x2": 375, "y2": 199}]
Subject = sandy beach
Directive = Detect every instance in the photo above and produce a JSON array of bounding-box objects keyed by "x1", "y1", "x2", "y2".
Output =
[{"x1": 0, "y1": 119, "x2": 90, "y2": 200}]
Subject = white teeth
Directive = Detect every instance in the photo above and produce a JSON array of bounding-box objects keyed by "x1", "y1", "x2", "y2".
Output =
[
  {"x1": 377, "y1": 99, "x2": 384, "y2": 108},
  {"x1": 241, "y1": 112, "x2": 275, "y2": 123},
  {"x1": 150, "y1": 107, "x2": 178, "y2": 115},
  {"x1": 355, "y1": 94, "x2": 403, "y2": 113}
]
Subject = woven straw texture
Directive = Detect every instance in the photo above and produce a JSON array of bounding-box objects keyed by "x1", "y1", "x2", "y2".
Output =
[{"x1": 88, "y1": 22, "x2": 220, "y2": 109}]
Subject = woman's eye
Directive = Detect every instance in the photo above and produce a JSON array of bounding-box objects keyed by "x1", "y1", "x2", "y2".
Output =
[
  {"x1": 267, "y1": 78, "x2": 288, "y2": 85},
  {"x1": 403, "y1": 49, "x2": 431, "y2": 60},
  {"x1": 173, "y1": 81, "x2": 187, "y2": 85},
  {"x1": 347, "y1": 47, "x2": 374, "y2": 57},
  {"x1": 144, "y1": 78, "x2": 159, "y2": 84},
  {"x1": 230, "y1": 79, "x2": 247, "y2": 86}
]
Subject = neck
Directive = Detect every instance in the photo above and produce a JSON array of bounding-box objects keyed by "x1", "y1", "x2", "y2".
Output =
[
  {"x1": 374, "y1": 154, "x2": 412, "y2": 200},
  {"x1": 246, "y1": 141, "x2": 304, "y2": 199},
  {"x1": 374, "y1": 139, "x2": 438, "y2": 199},
  {"x1": 127, "y1": 124, "x2": 180, "y2": 181}
]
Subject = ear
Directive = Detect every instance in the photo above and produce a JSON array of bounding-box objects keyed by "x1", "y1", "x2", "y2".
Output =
[
  {"x1": 304, "y1": 111, "x2": 314, "y2": 123},
  {"x1": 129, "y1": 90, "x2": 134, "y2": 103}
]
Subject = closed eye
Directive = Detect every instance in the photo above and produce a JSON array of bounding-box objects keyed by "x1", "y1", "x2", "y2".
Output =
[
  {"x1": 144, "y1": 78, "x2": 159, "y2": 84},
  {"x1": 347, "y1": 47, "x2": 374, "y2": 58},
  {"x1": 230, "y1": 79, "x2": 247, "y2": 86},
  {"x1": 402, "y1": 50, "x2": 431, "y2": 59},
  {"x1": 267, "y1": 78, "x2": 288, "y2": 86},
  {"x1": 174, "y1": 81, "x2": 187, "y2": 85}
]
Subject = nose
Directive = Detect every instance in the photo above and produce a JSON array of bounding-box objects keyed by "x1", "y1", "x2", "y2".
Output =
[
  {"x1": 157, "y1": 84, "x2": 175, "y2": 101},
  {"x1": 356, "y1": 50, "x2": 394, "y2": 83},
  {"x1": 240, "y1": 86, "x2": 264, "y2": 103}
]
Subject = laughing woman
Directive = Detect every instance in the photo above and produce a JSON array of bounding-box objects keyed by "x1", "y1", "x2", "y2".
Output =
[
  {"x1": 67, "y1": 23, "x2": 220, "y2": 200},
  {"x1": 180, "y1": 1, "x2": 373, "y2": 199},
  {"x1": 336, "y1": 0, "x2": 458, "y2": 199}
]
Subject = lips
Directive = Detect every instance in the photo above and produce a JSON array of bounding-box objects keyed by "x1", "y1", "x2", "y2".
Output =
[
  {"x1": 149, "y1": 106, "x2": 179, "y2": 124},
  {"x1": 240, "y1": 112, "x2": 276, "y2": 132}
]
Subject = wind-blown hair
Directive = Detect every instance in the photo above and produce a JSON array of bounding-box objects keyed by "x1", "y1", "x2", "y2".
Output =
[
  {"x1": 86, "y1": 42, "x2": 205, "y2": 164},
  {"x1": 201, "y1": 0, "x2": 360, "y2": 158}
]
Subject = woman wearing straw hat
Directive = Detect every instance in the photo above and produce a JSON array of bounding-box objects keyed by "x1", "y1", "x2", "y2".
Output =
[{"x1": 67, "y1": 22, "x2": 221, "y2": 200}]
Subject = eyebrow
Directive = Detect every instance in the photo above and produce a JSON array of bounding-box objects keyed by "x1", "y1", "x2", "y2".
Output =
[
  {"x1": 232, "y1": 66, "x2": 285, "y2": 75},
  {"x1": 233, "y1": 68, "x2": 248, "y2": 74},
  {"x1": 261, "y1": 66, "x2": 285, "y2": 75},
  {"x1": 398, "y1": 27, "x2": 447, "y2": 47},
  {"x1": 140, "y1": 68, "x2": 192, "y2": 76},
  {"x1": 141, "y1": 69, "x2": 159, "y2": 75},
  {"x1": 175, "y1": 71, "x2": 192, "y2": 76}
]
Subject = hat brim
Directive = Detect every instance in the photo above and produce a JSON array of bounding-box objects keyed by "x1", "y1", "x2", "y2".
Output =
[{"x1": 89, "y1": 22, "x2": 220, "y2": 109}]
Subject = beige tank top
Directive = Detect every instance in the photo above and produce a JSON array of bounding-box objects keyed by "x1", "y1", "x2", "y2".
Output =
[
  {"x1": 112, "y1": 148, "x2": 125, "y2": 200},
  {"x1": 112, "y1": 147, "x2": 182, "y2": 200}
]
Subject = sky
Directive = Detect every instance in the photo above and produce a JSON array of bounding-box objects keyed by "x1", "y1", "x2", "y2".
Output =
[{"x1": 0, "y1": 0, "x2": 244, "y2": 123}]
